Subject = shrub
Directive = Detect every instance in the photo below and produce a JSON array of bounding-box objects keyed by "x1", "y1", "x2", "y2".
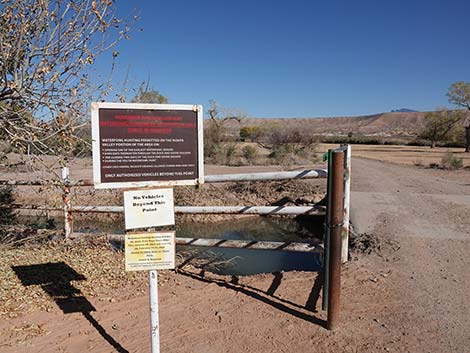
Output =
[
  {"x1": 204, "y1": 119, "x2": 225, "y2": 160},
  {"x1": 407, "y1": 139, "x2": 431, "y2": 147},
  {"x1": 242, "y1": 145, "x2": 258, "y2": 163},
  {"x1": 224, "y1": 143, "x2": 238, "y2": 165},
  {"x1": 208, "y1": 143, "x2": 238, "y2": 165},
  {"x1": 255, "y1": 127, "x2": 318, "y2": 165},
  {"x1": 441, "y1": 152, "x2": 464, "y2": 170},
  {"x1": 269, "y1": 144, "x2": 294, "y2": 165},
  {"x1": 0, "y1": 186, "x2": 16, "y2": 225},
  {"x1": 239, "y1": 126, "x2": 262, "y2": 142}
]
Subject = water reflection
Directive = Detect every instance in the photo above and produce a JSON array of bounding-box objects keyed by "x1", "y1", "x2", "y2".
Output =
[
  {"x1": 177, "y1": 216, "x2": 324, "y2": 276},
  {"x1": 182, "y1": 246, "x2": 323, "y2": 276},
  {"x1": 177, "y1": 216, "x2": 323, "y2": 242}
]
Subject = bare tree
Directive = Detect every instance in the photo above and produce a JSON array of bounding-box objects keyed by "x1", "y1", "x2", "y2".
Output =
[
  {"x1": 207, "y1": 99, "x2": 243, "y2": 128},
  {"x1": 447, "y1": 81, "x2": 470, "y2": 152},
  {"x1": 419, "y1": 109, "x2": 464, "y2": 148},
  {"x1": 206, "y1": 99, "x2": 244, "y2": 142},
  {"x1": 0, "y1": 0, "x2": 135, "y2": 160},
  {"x1": 204, "y1": 100, "x2": 244, "y2": 163}
]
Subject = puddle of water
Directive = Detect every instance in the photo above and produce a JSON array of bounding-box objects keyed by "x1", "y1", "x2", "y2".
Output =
[
  {"x1": 182, "y1": 246, "x2": 323, "y2": 276},
  {"x1": 176, "y1": 216, "x2": 323, "y2": 242},
  {"x1": 177, "y1": 216, "x2": 324, "y2": 276},
  {"x1": 20, "y1": 214, "x2": 325, "y2": 276}
]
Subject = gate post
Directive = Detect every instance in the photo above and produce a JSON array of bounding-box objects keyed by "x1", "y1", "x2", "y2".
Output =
[
  {"x1": 61, "y1": 167, "x2": 72, "y2": 239},
  {"x1": 341, "y1": 145, "x2": 351, "y2": 263},
  {"x1": 327, "y1": 151, "x2": 344, "y2": 330}
]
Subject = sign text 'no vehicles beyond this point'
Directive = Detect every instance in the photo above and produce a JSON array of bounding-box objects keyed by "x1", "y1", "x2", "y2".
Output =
[{"x1": 123, "y1": 188, "x2": 175, "y2": 230}]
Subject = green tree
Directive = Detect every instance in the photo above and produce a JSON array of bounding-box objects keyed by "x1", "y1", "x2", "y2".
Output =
[
  {"x1": 447, "y1": 82, "x2": 470, "y2": 152},
  {"x1": 419, "y1": 109, "x2": 464, "y2": 148},
  {"x1": 132, "y1": 86, "x2": 168, "y2": 104}
]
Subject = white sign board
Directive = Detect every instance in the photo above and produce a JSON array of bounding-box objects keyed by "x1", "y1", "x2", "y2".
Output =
[
  {"x1": 124, "y1": 188, "x2": 174, "y2": 230},
  {"x1": 125, "y1": 232, "x2": 176, "y2": 271}
]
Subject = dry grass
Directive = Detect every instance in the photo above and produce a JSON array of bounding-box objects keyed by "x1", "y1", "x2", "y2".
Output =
[{"x1": 0, "y1": 237, "x2": 150, "y2": 319}]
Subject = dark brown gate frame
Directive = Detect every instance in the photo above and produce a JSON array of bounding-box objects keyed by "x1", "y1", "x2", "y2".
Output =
[{"x1": 326, "y1": 150, "x2": 345, "y2": 330}]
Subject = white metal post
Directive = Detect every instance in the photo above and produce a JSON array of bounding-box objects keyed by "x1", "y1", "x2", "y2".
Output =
[
  {"x1": 341, "y1": 145, "x2": 351, "y2": 263},
  {"x1": 61, "y1": 167, "x2": 72, "y2": 239},
  {"x1": 149, "y1": 270, "x2": 160, "y2": 353}
]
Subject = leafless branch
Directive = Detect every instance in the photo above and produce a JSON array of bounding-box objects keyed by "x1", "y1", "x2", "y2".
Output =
[{"x1": 0, "y1": 0, "x2": 137, "y2": 162}]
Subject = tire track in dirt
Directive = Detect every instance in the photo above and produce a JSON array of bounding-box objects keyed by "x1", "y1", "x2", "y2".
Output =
[{"x1": 350, "y1": 157, "x2": 470, "y2": 353}]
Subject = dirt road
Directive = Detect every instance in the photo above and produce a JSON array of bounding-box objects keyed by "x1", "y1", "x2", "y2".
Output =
[
  {"x1": 350, "y1": 157, "x2": 470, "y2": 353},
  {"x1": 1, "y1": 157, "x2": 469, "y2": 352}
]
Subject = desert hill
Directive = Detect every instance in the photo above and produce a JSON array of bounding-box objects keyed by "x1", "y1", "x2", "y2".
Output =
[{"x1": 224, "y1": 111, "x2": 427, "y2": 138}]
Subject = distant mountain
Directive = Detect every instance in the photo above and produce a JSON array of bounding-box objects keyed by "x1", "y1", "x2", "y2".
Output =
[{"x1": 391, "y1": 108, "x2": 418, "y2": 113}]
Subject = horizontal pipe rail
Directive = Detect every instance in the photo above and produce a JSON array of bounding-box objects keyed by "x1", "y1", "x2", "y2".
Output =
[
  {"x1": 0, "y1": 180, "x2": 63, "y2": 186},
  {"x1": 176, "y1": 238, "x2": 323, "y2": 252},
  {"x1": 69, "y1": 205, "x2": 326, "y2": 215},
  {"x1": 0, "y1": 204, "x2": 62, "y2": 211},
  {"x1": 3, "y1": 204, "x2": 326, "y2": 216},
  {"x1": 103, "y1": 233, "x2": 323, "y2": 253},
  {"x1": 0, "y1": 179, "x2": 92, "y2": 186},
  {"x1": 0, "y1": 169, "x2": 327, "y2": 187},
  {"x1": 204, "y1": 169, "x2": 327, "y2": 183},
  {"x1": 175, "y1": 206, "x2": 325, "y2": 215}
]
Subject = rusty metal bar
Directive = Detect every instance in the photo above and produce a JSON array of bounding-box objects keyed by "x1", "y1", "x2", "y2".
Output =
[
  {"x1": 177, "y1": 238, "x2": 322, "y2": 252},
  {"x1": 103, "y1": 233, "x2": 323, "y2": 253},
  {"x1": 61, "y1": 167, "x2": 72, "y2": 239},
  {"x1": 0, "y1": 180, "x2": 62, "y2": 186},
  {"x1": 327, "y1": 150, "x2": 345, "y2": 331},
  {"x1": 71, "y1": 205, "x2": 325, "y2": 215},
  {"x1": 0, "y1": 204, "x2": 62, "y2": 211},
  {"x1": 174, "y1": 206, "x2": 325, "y2": 215},
  {"x1": 0, "y1": 179, "x2": 93, "y2": 186},
  {"x1": 322, "y1": 149, "x2": 333, "y2": 311}
]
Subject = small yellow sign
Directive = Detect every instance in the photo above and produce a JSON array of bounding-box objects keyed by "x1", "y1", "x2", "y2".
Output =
[{"x1": 125, "y1": 232, "x2": 175, "y2": 271}]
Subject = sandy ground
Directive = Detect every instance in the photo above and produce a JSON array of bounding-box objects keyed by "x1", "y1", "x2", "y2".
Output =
[
  {"x1": 318, "y1": 143, "x2": 470, "y2": 167},
  {"x1": 210, "y1": 143, "x2": 470, "y2": 168},
  {"x1": 1, "y1": 156, "x2": 470, "y2": 352}
]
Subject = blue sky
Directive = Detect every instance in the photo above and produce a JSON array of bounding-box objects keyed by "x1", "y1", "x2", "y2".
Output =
[{"x1": 98, "y1": 0, "x2": 470, "y2": 117}]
